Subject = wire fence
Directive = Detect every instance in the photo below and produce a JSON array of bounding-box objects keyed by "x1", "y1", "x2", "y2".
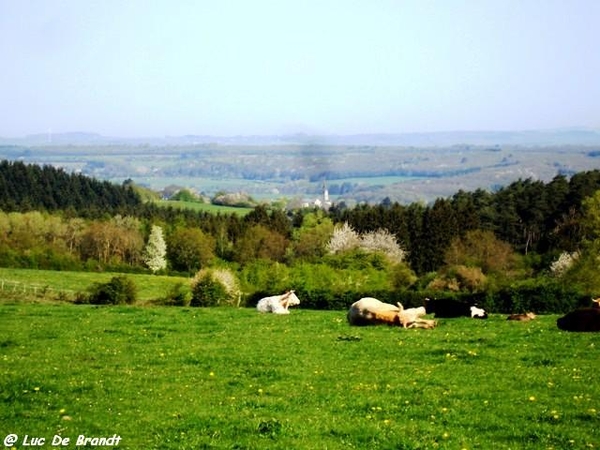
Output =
[{"x1": 0, "y1": 279, "x2": 77, "y2": 298}]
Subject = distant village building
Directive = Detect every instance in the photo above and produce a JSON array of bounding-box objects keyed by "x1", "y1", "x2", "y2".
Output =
[{"x1": 302, "y1": 181, "x2": 332, "y2": 209}]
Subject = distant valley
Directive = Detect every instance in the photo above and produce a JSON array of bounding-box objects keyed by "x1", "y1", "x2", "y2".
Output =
[{"x1": 1, "y1": 129, "x2": 600, "y2": 205}]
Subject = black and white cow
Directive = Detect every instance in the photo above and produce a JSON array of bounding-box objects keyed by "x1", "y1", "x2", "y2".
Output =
[
  {"x1": 424, "y1": 298, "x2": 488, "y2": 319},
  {"x1": 557, "y1": 308, "x2": 600, "y2": 332}
]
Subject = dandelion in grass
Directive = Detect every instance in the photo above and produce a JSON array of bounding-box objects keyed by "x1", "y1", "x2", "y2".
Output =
[{"x1": 529, "y1": 396, "x2": 536, "y2": 401}]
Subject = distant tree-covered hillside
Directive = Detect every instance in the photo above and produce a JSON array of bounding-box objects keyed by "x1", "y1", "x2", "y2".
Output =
[{"x1": 0, "y1": 160, "x2": 142, "y2": 216}]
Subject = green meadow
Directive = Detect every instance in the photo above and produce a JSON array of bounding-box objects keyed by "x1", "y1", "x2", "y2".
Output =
[
  {"x1": 155, "y1": 199, "x2": 253, "y2": 216},
  {"x1": 0, "y1": 268, "x2": 188, "y2": 303},
  {"x1": 1, "y1": 301, "x2": 598, "y2": 449}
]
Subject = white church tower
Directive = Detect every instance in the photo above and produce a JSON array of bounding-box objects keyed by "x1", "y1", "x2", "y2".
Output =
[{"x1": 322, "y1": 180, "x2": 331, "y2": 208}]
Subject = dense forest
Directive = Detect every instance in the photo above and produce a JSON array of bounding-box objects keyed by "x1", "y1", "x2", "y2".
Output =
[
  {"x1": 1, "y1": 159, "x2": 600, "y2": 313},
  {"x1": 0, "y1": 160, "x2": 142, "y2": 216}
]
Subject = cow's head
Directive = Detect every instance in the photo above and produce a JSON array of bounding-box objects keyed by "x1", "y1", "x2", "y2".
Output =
[{"x1": 284, "y1": 290, "x2": 301, "y2": 307}]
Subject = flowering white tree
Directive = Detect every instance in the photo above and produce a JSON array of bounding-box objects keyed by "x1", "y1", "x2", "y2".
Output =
[
  {"x1": 143, "y1": 225, "x2": 167, "y2": 273},
  {"x1": 326, "y1": 223, "x2": 406, "y2": 263},
  {"x1": 360, "y1": 228, "x2": 406, "y2": 263},
  {"x1": 550, "y1": 251, "x2": 579, "y2": 277},
  {"x1": 326, "y1": 222, "x2": 360, "y2": 254}
]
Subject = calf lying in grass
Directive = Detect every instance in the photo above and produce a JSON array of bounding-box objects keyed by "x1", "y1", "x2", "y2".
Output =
[
  {"x1": 398, "y1": 304, "x2": 427, "y2": 326},
  {"x1": 347, "y1": 298, "x2": 436, "y2": 329},
  {"x1": 507, "y1": 312, "x2": 537, "y2": 321}
]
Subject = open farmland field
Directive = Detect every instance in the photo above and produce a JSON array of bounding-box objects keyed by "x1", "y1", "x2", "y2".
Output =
[
  {"x1": 1, "y1": 303, "x2": 598, "y2": 449},
  {"x1": 155, "y1": 199, "x2": 253, "y2": 215}
]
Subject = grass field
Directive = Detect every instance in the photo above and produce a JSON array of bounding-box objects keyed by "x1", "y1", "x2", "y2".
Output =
[
  {"x1": 1, "y1": 301, "x2": 598, "y2": 449},
  {"x1": 0, "y1": 268, "x2": 189, "y2": 304},
  {"x1": 155, "y1": 199, "x2": 254, "y2": 216}
]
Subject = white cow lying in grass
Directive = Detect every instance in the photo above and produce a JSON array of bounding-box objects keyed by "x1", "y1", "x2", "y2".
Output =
[
  {"x1": 347, "y1": 297, "x2": 434, "y2": 328},
  {"x1": 256, "y1": 290, "x2": 301, "y2": 314}
]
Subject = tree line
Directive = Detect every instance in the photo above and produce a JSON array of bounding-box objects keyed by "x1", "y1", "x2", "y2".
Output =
[
  {"x1": 331, "y1": 171, "x2": 600, "y2": 275},
  {"x1": 1, "y1": 159, "x2": 600, "y2": 311}
]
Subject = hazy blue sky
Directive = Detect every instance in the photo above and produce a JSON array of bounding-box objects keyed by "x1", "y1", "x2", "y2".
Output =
[{"x1": 1, "y1": 0, "x2": 599, "y2": 137}]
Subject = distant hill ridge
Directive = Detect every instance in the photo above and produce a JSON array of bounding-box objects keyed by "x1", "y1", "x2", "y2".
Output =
[{"x1": 2, "y1": 128, "x2": 600, "y2": 147}]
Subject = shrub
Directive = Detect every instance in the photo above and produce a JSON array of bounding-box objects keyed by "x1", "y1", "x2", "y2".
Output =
[
  {"x1": 390, "y1": 263, "x2": 418, "y2": 289},
  {"x1": 191, "y1": 275, "x2": 226, "y2": 307},
  {"x1": 162, "y1": 282, "x2": 191, "y2": 306},
  {"x1": 191, "y1": 268, "x2": 241, "y2": 307},
  {"x1": 453, "y1": 265, "x2": 487, "y2": 292},
  {"x1": 87, "y1": 276, "x2": 137, "y2": 305}
]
